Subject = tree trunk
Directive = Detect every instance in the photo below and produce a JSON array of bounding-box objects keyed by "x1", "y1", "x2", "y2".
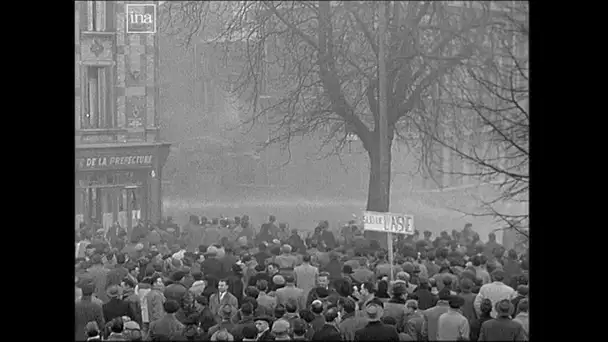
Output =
[{"x1": 364, "y1": 133, "x2": 392, "y2": 250}]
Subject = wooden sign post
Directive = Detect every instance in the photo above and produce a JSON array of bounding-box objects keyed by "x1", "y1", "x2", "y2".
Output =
[{"x1": 363, "y1": 211, "x2": 414, "y2": 282}]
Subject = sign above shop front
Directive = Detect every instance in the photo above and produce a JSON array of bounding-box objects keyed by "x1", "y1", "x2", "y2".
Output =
[{"x1": 76, "y1": 155, "x2": 154, "y2": 171}]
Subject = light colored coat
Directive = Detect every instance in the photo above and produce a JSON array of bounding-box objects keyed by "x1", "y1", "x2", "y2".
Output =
[
  {"x1": 209, "y1": 291, "x2": 239, "y2": 320},
  {"x1": 513, "y1": 312, "x2": 529, "y2": 339},
  {"x1": 422, "y1": 300, "x2": 450, "y2": 341},
  {"x1": 473, "y1": 281, "x2": 516, "y2": 318},
  {"x1": 294, "y1": 263, "x2": 318, "y2": 299},
  {"x1": 275, "y1": 284, "x2": 305, "y2": 310},
  {"x1": 437, "y1": 309, "x2": 470, "y2": 341}
]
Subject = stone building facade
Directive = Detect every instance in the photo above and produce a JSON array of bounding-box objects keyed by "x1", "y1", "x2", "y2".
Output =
[{"x1": 75, "y1": 1, "x2": 170, "y2": 232}]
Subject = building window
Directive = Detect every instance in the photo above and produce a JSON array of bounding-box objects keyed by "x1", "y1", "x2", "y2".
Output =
[
  {"x1": 82, "y1": 66, "x2": 113, "y2": 129},
  {"x1": 88, "y1": 1, "x2": 106, "y2": 31}
]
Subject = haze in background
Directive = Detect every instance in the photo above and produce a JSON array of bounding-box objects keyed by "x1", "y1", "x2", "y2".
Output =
[{"x1": 158, "y1": 14, "x2": 507, "y2": 241}]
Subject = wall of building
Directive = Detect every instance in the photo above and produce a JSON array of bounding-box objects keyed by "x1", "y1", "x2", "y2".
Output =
[{"x1": 75, "y1": 0, "x2": 160, "y2": 145}]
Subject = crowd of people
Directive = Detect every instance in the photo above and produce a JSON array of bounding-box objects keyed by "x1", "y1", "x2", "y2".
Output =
[{"x1": 75, "y1": 215, "x2": 529, "y2": 341}]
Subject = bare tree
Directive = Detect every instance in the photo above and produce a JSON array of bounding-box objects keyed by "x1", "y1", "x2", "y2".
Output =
[
  {"x1": 161, "y1": 2, "x2": 500, "y2": 227},
  {"x1": 415, "y1": 1, "x2": 529, "y2": 238}
]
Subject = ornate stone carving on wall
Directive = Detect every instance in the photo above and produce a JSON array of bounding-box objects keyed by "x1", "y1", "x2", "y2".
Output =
[
  {"x1": 126, "y1": 96, "x2": 146, "y2": 130},
  {"x1": 80, "y1": 32, "x2": 114, "y2": 64}
]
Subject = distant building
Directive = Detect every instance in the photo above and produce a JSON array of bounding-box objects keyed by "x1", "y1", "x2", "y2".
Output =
[{"x1": 75, "y1": 1, "x2": 170, "y2": 232}]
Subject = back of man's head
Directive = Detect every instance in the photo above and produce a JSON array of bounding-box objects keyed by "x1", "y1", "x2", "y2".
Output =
[
  {"x1": 302, "y1": 254, "x2": 311, "y2": 263},
  {"x1": 192, "y1": 271, "x2": 204, "y2": 281},
  {"x1": 242, "y1": 324, "x2": 258, "y2": 340},
  {"x1": 491, "y1": 269, "x2": 505, "y2": 282},
  {"x1": 442, "y1": 277, "x2": 452, "y2": 287},
  {"x1": 361, "y1": 282, "x2": 375, "y2": 294},
  {"x1": 245, "y1": 286, "x2": 260, "y2": 298},
  {"x1": 311, "y1": 300, "x2": 324, "y2": 314},
  {"x1": 85, "y1": 321, "x2": 100, "y2": 337},
  {"x1": 292, "y1": 319, "x2": 307, "y2": 336},
  {"x1": 285, "y1": 299, "x2": 298, "y2": 313},
  {"x1": 242, "y1": 296, "x2": 258, "y2": 311},
  {"x1": 342, "y1": 297, "x2": 356, "y2": 314},
  {"x1": 116, "y1": 254, "x2": 126, "y2": 265},
  {"x1": 241, "y1": 302, "x2": 254, "y2": 316},
  {"x1": 256, "y1": 279, "x2": 268, "y2": 293},
  {"x1": 163, "y1": 299, "x2": 180, "y2": 314},
  {"x1": 517, "y1": 298, "x2": 529, "y2": 313},
  {"x1": 480, "y1": 298, "x2": 493, "y2": 315},
  {"x1": 284, "y1": 274, "x2": 295, "y2": 284},
  {"x1": 471, "y1": 255, "x2": 481, "y2": 267},
  {"x1": 274, "y1": 304, "x2": 286, "y2": 319},
  {"x1": 324, "y1": 308, "x2": 339, "y2": 323},
  {"x1": 299, "y1": 309, "x2": 315, "y2": 323},
  {"x1": 110, "y1": 317, "x2": 124, "y2": 333}
]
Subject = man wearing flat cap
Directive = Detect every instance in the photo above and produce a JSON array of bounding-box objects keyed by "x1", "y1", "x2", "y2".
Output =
[
  {"x1": 478, "y1": 299, "x2": 526, "y2": 341},
  {"x1": 271, "y1": 319, "x2": 292, "y2": 341},
  {"x1": 437, "y1": 296, "x2": 470, "y2": 341},
  {"x1": 354, "y1": 299, "x2": 400, "y2": 341}
]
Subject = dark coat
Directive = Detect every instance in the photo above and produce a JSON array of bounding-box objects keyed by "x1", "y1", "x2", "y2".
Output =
[
  {"x1": 226, "y1": 274, "x2": 244, "y2": 306},
  {"x1": 310, "y1": 313, "x2": 326, "y2": 334},
  {"x1": 102, "y1": 298, "x2": 135, "y2": 323},
  {"x1": 254, "y1": 251, "x2": 272, "y2": 267},
  {"x1": 306, "y1": 286, "x2": 340, "y2": 307},
  {"x1": 354, "y1": 321, "x2": 400, "y2": 342},
  {"x1": 149, "y1": 314, "x2": 186, "y2": 341},
  {"x1": 75, "y1": 297, "x2": 105, "y2": 341},
  {"x1": 249, "y1": 272, "x2": 272, "y2": 288},
  {"x1": 503, "y1": 259, "x2": 523, "y2": 288},
  {"x1": 202, "y1": 287, "x2": 218, "y2": 302},
  {"x1": 383, "y1": 298, "x2": 408, "y2": 332},
  {"x1": 511, "y1": 295, "x2": 526, "y2": 316},
  {"x1": 323, "y1": 259, "x2": 343, "y2": 282},
  {"x1": 229, "y1": 316, "x2": 256, "y2": 341},
  {"x1": 201, "y1": 257, "x2": 223, "y2": 279},
  {"x1": 257, "y1": 329, "x2": 276, "y2": 342},
  {"x1": 312, "y1": 323, "x2": 341, "y2": 341},
  {"x1": 123, "y1": 292, "x2": 143, "y2": 325},
  {"x1": 164, "y1": 283, "x2": 189, "y2": 303},
  {"x1": 469, "y1": 314, "x2": 493, "y2": 342},
  {"x1": 479, "y1": 317, "x2": 527, "y2": 341},
  {"x1": 198, "y1": 306, "x2": 218, "y2": 333},
  {"x1": 321, "y1": 230, "x2": 336, "y2": 250},
  {"x1": 287, "y1": 233, "x2": 306, "y2": 253},
  {"x1": 220, "y1": 254, "x2": 238, "y2": 279},
  {"x1": 408, "y1": 288, "x2": 437, "y2": 310}
]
